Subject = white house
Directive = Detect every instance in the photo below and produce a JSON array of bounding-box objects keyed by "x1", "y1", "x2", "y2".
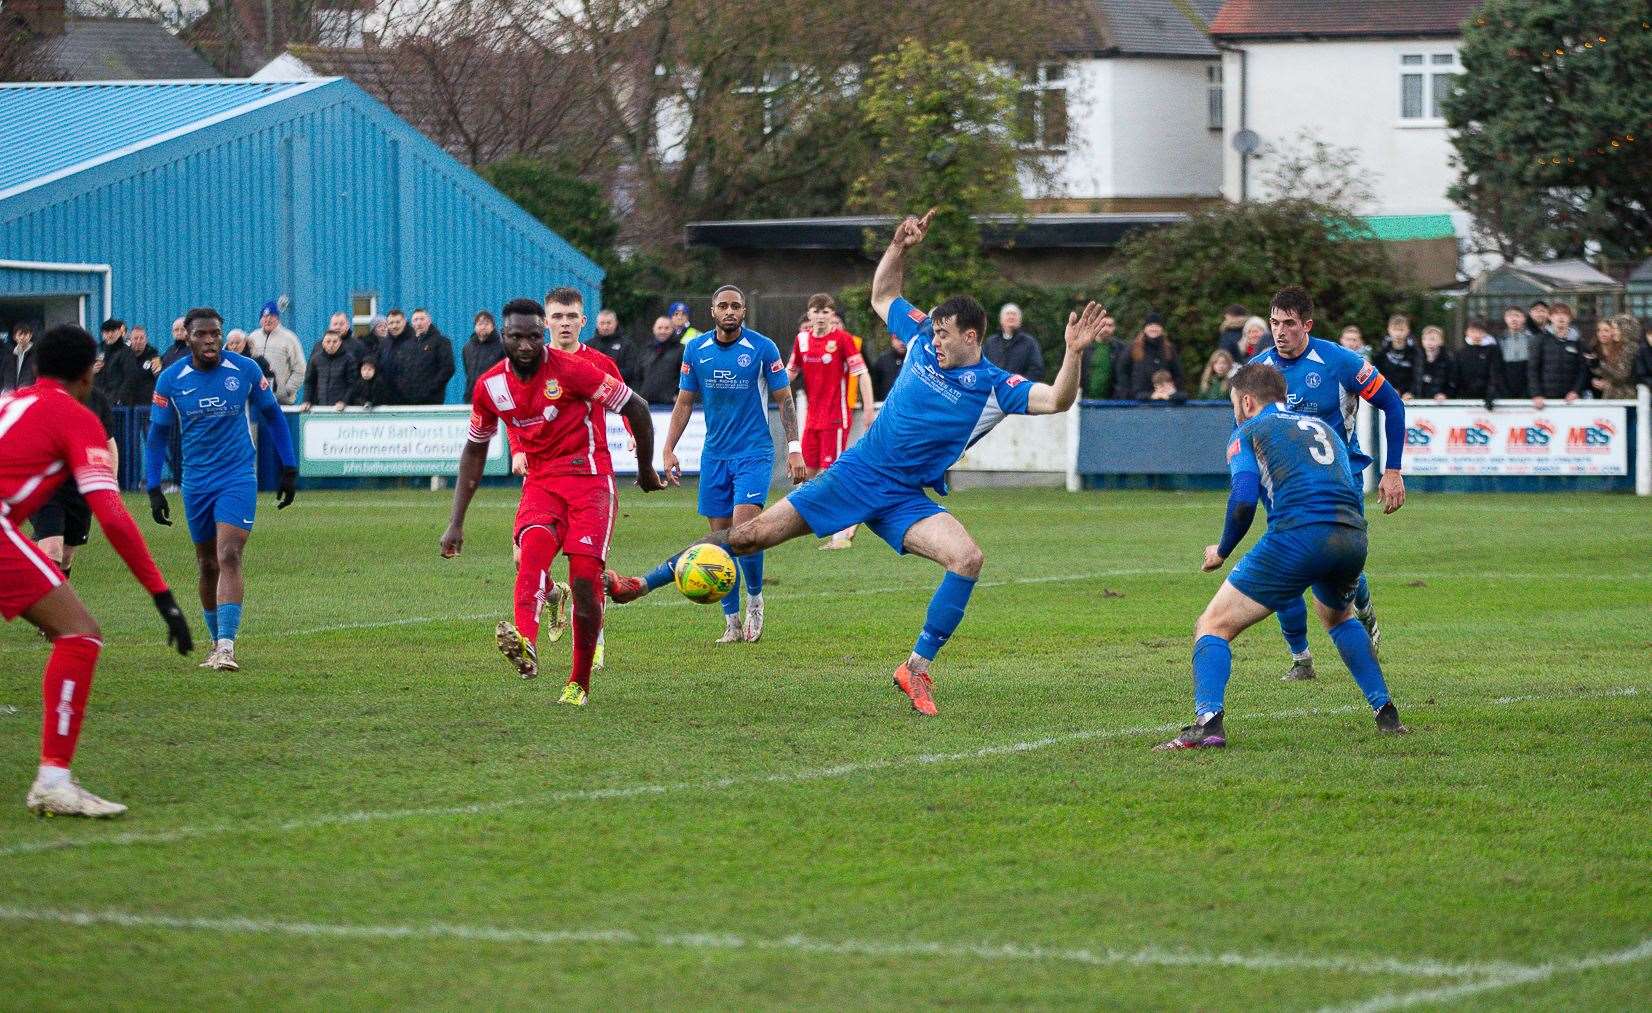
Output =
[
  {"x1": 1210, "y1": 1, "x2": 1480, "y2": 234},
  {"x1": 1030, "y1": 0, "x2": 1227, "y2": 211}
]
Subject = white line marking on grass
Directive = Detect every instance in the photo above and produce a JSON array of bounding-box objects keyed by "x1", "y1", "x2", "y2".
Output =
[
  {"x1": 1325, "y1": 935, "x2": 1652, "y2": 1012},
  {"x1": 0, "y1": 905, "x2": 1537, "y2": 981},
  {"x1": 1, "y1": 686, "x2": 1641, "y2": 860}
]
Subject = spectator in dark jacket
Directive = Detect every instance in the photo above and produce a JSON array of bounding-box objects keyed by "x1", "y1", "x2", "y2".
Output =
[
  {"x1": 357, "y1": 314, "x2": 389, "y2": 368},
  {"x1": 1497, "y1": 306, "x2": 1531, "y2": 397},
  {"x1": 1376, "y1": 314, "x2": 1419, "y2": 398},
  {"x1": 1215, "y1": 304, "x2": 1249, "y2": 360},
  {"x1": 301, "y1": 330, "x2": 360, "y2": 410},
  {"x1": 161, "y1": 316, "x2": 191, "y2": 367},
  {"x1": 1127, "y1": 314, "x2": 1182, "y2": 399},
  {"x1": 1414, "y1": 326, "x2": 1454, "y2": 400},
  {"x1": 1528, "y1": 301, "x2": 1589, "y2": 407},
  {"x1": 462, "y1": 310, "x2": 504, "y2": 397},
  {"x1": 319, "y1": 311, "x2": 367, "y2": 365},
  {"x1": 92, "y1": 318, "x2": 135, "y2": 402},
  {"x1": 984, "y1": 303, "x2": 1045, "y2": 381},
  {"x1": 1, "y1": 321, "x2": 37, "y2": 393},
  {"x1": 1106, "y1": 329, "x2": 1133, "y2": 399},
  {"x1": 119, "y1": 325, "x2": 162, "y2": 405},
  {"x1": 1631, "y1": 314, "x2": 1652, "y2": 391},
  {"x1": 1452, "y1": 320, "x2": 1503, "y2": 402},
  {"x1": 638, "y1": 315, "x2": 685, "y2": 405},
  {"x1": 589, "y1": 309, "x2": 639, "y2": 389},
  {"x1": 872, "y1": 331, "x2": 908, "y2": 401},
  {"x1": 386, "y1": 308, "x2": 455, "y2": 404}
]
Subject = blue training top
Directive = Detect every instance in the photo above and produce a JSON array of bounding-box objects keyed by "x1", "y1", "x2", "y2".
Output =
[
  {"x1": 845, "y1": 296, "x2": 1033, "y2": 492},
  {"x1": 1247, "y1": 337, "x2": 1404, "y2": 472},
  {"x1": 679, "y1": 327, "x2": 789, "y2": 461},
  {"x1": 144, "y1": 350, "x2": 296, "y2": 491}
]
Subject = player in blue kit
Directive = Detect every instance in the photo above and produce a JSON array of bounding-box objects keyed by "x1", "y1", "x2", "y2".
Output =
[
  {"x1": 145, "y1": 307, "x2": 298, "y2": 672},
  {"x1": 1156, "y1": 362, "x2": 1408, "y2": 750},
  {"x1": 1247, "y1": 287, "x2": 1407, "y2": 682},
  {"x1": 652, "y1": 285, "x2": 806, "y2": 644},
  {"x1": 608, "y1": 209, "x2": 1110, "y2": 715}
]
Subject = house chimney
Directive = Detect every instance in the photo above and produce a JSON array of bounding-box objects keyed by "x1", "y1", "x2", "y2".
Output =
[{"x1": 7, "y1": 0, "x2": 67, "y2": 36}]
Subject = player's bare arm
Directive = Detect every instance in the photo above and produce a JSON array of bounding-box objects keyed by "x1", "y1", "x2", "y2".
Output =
[
  {"x1": 620, "y1": 392, "x2": 665, "y2": 492},
  {"x1": 440, "y1": 438, "x2": 489, "y2": 557},
  {"x1": 772, "y1": 385, "x2": 807, "y2": 484},
  {"x1": 661, "y1": 388, "x2": 696, "y2": 485},
  {"x1": 857, "y1": 370, "x2": 876, "y2": 426},
  {"x1": 871, "y1": 208, "x2": 936, "y2": 322},
  {"x1": 1027, "y1": 303, "x2": 1108, "y2": 414}
]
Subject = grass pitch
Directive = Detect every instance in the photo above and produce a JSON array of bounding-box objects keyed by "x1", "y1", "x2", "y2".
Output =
[{"x1": 0, "y1": 485, "x2": 1648, "y2": 1010}]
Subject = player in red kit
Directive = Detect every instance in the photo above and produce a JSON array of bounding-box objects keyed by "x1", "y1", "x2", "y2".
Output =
[
  {"x1": 788, "y1": 292, "x2": 874, "y2": 548},
  {"x1": 0, "y1": 325, "x2": 192, "y2": 817},
  {"x1": 440, "y1": 297, "x2": 664, "y2": 707}
]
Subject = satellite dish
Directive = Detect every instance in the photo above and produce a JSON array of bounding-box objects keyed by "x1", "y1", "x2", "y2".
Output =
[{"x1": 1232, "y1": 129, "x2": 1261, "y2": 155}]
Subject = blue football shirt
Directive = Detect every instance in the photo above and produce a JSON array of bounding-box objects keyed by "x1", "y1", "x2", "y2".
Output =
[
  {"x1": 846, "y1": 296, "x2": 1033, "y2": 490},
  {"x1": 1228, "y1": 403, "x2": 1365, "y2": 534},
  {"x1": 149, "y1": 351, "x2": 279, "y2": 490},
  {"x1": 679, "y1": 327, "x2": 789, "y2": 461},
  {"x1": 1247, "y1": 337, "x2": 1390, "y2": 472}
]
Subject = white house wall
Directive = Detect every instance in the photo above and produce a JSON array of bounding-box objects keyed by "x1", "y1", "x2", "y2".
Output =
[
  {"x1": 1221, "y1": 39, "x2": 1463, "y2": 221},
  {"x1": 1106, "y1": 59, "x2": 1222, "y2": 198},
  {"x1": 1024, "y1": 59, "x2": 1115, "y2": 200}
]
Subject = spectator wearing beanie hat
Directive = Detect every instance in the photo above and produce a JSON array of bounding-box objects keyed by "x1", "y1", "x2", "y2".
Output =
[{"x1": 247, "y1": 300, "x2": 305, "y2": 404}]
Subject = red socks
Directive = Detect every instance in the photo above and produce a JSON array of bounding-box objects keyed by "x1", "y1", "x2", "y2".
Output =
[
  {"x1": 513, "y1": 526, "x2": 560, "y2": 644},
  {"x1": 568, "y1": 554, "x2": 604, "y2": 691},
  {"x1": 41, "y1": 634, "x2": 101, "y2": 768}
]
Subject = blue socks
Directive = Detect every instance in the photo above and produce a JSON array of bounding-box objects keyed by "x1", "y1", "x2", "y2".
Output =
[
  {"x1": 720, "y1": 563, "x2": 743, "y2": 616},
  {"x1": 1354, "y1": 572, "x2": 1373, "y2": 611},
  {"x1": 203, "y1": 609, "x2": 218, "y2": 641},
  {"x1": 1330, "y1": 617, "x2": 1390, "y2": 709},
  {"x1": 913, "y1": 572, "x2": 977, "y2": 660},
  {"x1": 1276, "y1": 595, "x2": 1311, "y2": 655},
  {"x1": 739, "y1": 551, "x2": 764, "y2": 598},
  {"x1": 216, "y1": 602, "x2": 242, "y2": 643},
  {"x1": 1193, "y1": 634, "x2": 1233, "y2": 716},
  {"x1": 643, "y1": 554, "x2": 680, "y2": 592}
]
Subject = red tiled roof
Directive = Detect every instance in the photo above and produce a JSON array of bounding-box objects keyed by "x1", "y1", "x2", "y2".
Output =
[{"x1": 1209, "y1": 1, "x2": 1481, "y2": 39}]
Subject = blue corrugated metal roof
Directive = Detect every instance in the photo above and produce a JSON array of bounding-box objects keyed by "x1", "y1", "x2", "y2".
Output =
[{"x1": 0, "y1": 81, "x2": 313, "y2": 195}]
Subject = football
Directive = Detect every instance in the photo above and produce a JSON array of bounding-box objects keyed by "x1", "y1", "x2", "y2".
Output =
[{"x1": 674, "y1": 543, "x2": 738, "y2": 603}]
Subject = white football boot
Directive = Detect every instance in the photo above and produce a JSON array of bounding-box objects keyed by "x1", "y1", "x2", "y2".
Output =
[{"x1": 26, "y1": 774, "x2": 127, "y2": 818}]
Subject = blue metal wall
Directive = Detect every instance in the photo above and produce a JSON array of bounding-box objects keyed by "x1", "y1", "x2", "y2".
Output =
[
  {"x1": 0, "y1": 264, "x2": 105, "y2": 324},
  {"x1": 0, "y1": 80, "x2": 602, "y2": 404}
]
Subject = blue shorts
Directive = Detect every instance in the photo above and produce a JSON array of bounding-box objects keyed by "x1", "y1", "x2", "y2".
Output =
[
  {"x1": 787, "y1": 454, "x2": 944, "y2": 553},
  {"x1": 182, "y1": 480, "x2": 257, "y2": 544},
  {"x1": 698, "y1": 454, "x2": 771, "y2": 519},
  {"x1": 1229, "y1": 523, "x2": 1367, "y2": 613}
]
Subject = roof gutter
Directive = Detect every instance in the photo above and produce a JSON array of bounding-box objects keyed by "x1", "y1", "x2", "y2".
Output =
[{"x1": 0, "y1": 259, "x2": 112, "y2": 320}]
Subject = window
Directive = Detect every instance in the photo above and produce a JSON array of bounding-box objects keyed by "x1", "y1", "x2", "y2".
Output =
[
  {"x1": 1206, "y1": 63, "x2": 1223, "y2": 131},
  {"x1": 735, "y1": 68, "x2": 799, "y2": 137},
  {"x1": 351, "y1": 293, "x2": 378, "y2": 338},
  {"x1": 1016, "y1": 63, "x2": 1069, "y2": 150},
  {"x1": 1399, "y1": 51, "x2": 1460, "y2": 123}
]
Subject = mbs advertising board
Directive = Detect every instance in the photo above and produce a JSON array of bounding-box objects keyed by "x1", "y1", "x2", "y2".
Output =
[{"x1": 1402, "y1": 404, "x2": 1628, "y2": 477}]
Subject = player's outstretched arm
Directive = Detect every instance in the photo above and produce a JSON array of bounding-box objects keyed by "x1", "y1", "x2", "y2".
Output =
[
  {"x1": 1027, "y1": 303, "x2": 1108, "y2": 415},
  {"x1": 871, "y1": 208, "x2": 936, "y2": 323},
  {"x1": 440, "y1": 439, "x2": 489, "y2": 557},
  {"x1": 619, "y1": 393, "x2": 665, "y2": 492},
  {"x1": 661, "y1": 389, "x2": 695, "y2": 485}
]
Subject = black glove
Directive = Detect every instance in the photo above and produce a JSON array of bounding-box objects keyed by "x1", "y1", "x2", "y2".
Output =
[
  {"x1": 152, "y1": 590, "x2": 193, "y2": 655},
  {"x1": 276, "y1": 467, "x2": 298, "y2": 509},
  {"x1": 148, "y1": 487, "x2": 171, "y2": 526}
]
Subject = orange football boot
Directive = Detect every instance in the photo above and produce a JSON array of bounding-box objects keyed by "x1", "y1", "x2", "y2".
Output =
[{"x1": 892, "y1": 662, "x2": 938, "y2": 716}]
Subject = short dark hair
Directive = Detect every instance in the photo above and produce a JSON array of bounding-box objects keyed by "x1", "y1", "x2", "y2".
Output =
[
  {"x1": 1223, "y1": 303, "x2": 1248, "y2": 317},
  {"x1": 183, "y1": 307, "x2": 222, "y2": 329},
  {"x1": 386, "y1": 308, "x2": 405, "y2": 317},
  {"x1": 474, "y1": 309, "x2": 495, "y2": 324},
  {"x1": 100, "y1": 318, "x2": 124, "y2": 334},
  {"x1": 807, "y1": 292, "x2": 836, "y2": 312},
  {"x1": 1529, "y1": 299, "x2": 1549, "y2": 310},
  {"x1": 544, "y1": 286, "x2": 584, "y2": 308},
  {"x1": 931, "y1": 295, "x2": 986, "y2": 339},
  {"x1": 1269, "y1": 287, "x2": 1313, "y2": 321},
  {"x1": 712, "y1": 284, "x2": 745, "y2": 304},
  {"x1": 36, "y1": 324, "x2": 98, "y2": 380},
  {"x1": 1230, "y1": 361, "x2": 1287, "y2": 404},
  {"x1": 11, "y1": 321, "x2": 33, "y2": 338},
  {"x1": 412, "y1": 307, "x2": 429, "y2": 316},
  {"x1": 1549, "y1": 301, "x2": 1574, "y2": 317},
  {"x1": 502, "y1": 297, "x2": 544, "y2": 320},
  {"x1": 1465, "y1": 318, "x2": 1490, "y2": 333}
]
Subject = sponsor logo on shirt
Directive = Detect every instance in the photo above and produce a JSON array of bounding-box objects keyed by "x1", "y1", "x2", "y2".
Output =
[
  {"x1": 152, "y1": 393, "x2": 169, "y2": 408},
  {"x1": 681, "y1": 361, "x2": 693, "y2": 374},
  {"x1": 907, "y1": 308, "x2": 926, "y2": 323},
  {"x1": 1227, "y1": 438, "x2": 1241, "y2": 460},
  {"x1": 1005, "y1": 374, "x2": 1026, "y2": 387},
  {"x1": 542, "y1": 405, "x2": 560, "y2": 422},
  {"x1": 768, "y1": 360, "x2": 784, "y2": 374},
  {"x1": 1355, "y1": 362, "x2": 1376, "y2": 384},
  {"x1": 86, "y1": 447, "x2": 114, "y2": 469},
  {"x1": 258, "y1": 377, "x2": 270, "y2": 391},
  {"x1": 822, "y1": 353, "x2": 832, "y2": 364}
]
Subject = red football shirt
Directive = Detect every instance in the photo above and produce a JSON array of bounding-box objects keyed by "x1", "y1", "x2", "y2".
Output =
[
  {"x1": 788, "y1": 328, "x2": 867, "y2": 431},
  {"x1": 469, "y1": 346, "x2": 632, "y2": 478},
  {"x1": 0, "y1": 379, "x2": 121, "y2": 523}
]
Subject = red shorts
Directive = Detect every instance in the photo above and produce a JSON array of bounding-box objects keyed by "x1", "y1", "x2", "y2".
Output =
[
  {"x1": 0, "y1": 514, "x2": 64, "y2": 620},
  {"x1": 801, "y1": 427, "x2": 851, "y2": 470},
  {"x1": 515, "y1": 474, "x2": 617, "y2": 560}
]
